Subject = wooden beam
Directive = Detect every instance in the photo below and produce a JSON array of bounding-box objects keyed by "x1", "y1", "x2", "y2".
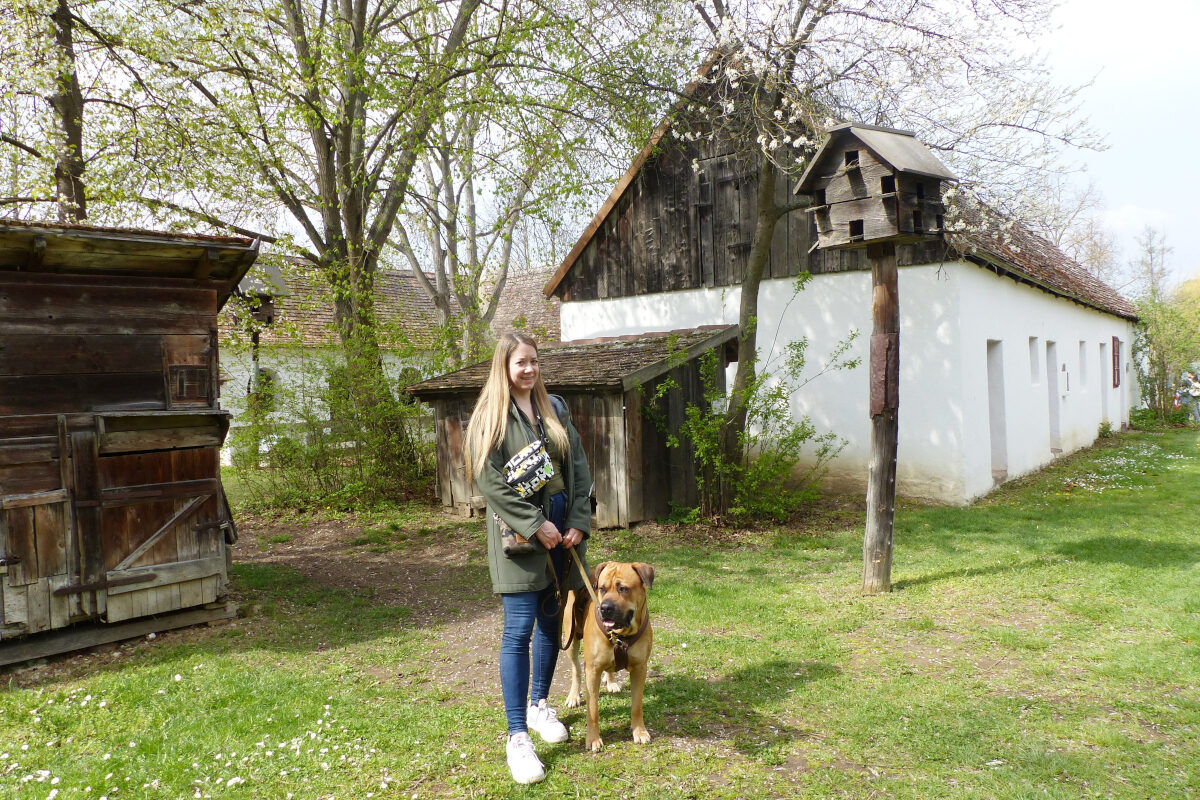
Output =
[
  {"x1": 0, "y1": 601, "x2": 235, "y2": 667},
  {"x1": 25, "y1": 236, "x2": 46, "y2": 271},
  {"x1": 194, "y1": 247, "x2": 219, "y2": 279},
  {"x1": 863, "y1": 241, "x2": 899, "y2": 595},
  {"x1": 112, "y1": 494, "x2": 210, "y2": 571}
]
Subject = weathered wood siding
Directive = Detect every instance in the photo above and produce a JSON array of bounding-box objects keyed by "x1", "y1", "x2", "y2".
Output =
[
  {"x1": 557, "y1": 141, "x2": 876, "y2": 303},
  {"x1": 1, "y1": 270, "x2": 232, "y2": 642}
]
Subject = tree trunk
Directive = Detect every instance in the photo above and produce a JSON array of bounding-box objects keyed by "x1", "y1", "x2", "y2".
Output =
[
  {"x1": 48, "y1": 0, "x2": 86, "y2": 221},
  {"x1": 863, "y1": 242, "x2": 899, "y2": 595},
  {"x1": 719, "y1": 158, "x2": 781, "y2": 512}
]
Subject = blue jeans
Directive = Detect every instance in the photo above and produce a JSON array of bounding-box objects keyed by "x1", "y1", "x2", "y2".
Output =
[{"x1": 500, "y1": 491, "x2": 567, "y2": 734}]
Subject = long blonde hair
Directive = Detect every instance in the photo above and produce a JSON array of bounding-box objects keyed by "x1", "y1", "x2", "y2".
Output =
[{"x1": 464, "y1": 333, "x2": 569, "y2": 482}]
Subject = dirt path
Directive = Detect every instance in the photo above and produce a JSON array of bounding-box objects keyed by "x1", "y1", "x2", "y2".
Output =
[{"x1": 233, "y1": 511, "x2": 580, "y2": 699}]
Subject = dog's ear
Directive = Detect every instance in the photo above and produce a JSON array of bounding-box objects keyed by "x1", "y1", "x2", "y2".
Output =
[
  {"x1": 632, "y1": 562, "x2": 655, "y2": 590},
  {"x1": 590, "y1": 562, "x2": 610, "y2": 590}
]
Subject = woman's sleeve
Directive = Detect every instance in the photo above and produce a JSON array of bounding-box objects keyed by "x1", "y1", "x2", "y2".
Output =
[
  {"x1": 476, "y1": 446, "x2": 547, "y2": 540},
  {"x1": 563, "y1": 413, "x2": 593, "y2": 535}
]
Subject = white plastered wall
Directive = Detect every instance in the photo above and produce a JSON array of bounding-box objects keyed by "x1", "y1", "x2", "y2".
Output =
[{"x1": 560, "y1": 260, "x2": 1135, "y2": 504}]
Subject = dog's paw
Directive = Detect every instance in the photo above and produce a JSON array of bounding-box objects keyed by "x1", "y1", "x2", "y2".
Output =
[
  {"x1": 632, "y1": 727, "x2": 651, "y2": 745},
  {"x1": 564, "y1": 692, "x2": 582, "y2": 709},
  {"x1": 602, "y1": 674, "x2": 622, "y2": 694},
  {"x1": 586, "y1": 735, "x2": 604, "y2": 753}
]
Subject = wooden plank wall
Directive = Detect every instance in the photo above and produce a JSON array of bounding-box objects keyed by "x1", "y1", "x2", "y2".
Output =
[
  {"x1": 430, "y1": 392, "x2": 630, "y2": 528},
  {"x1": 0, "y1": 273, "x2": 217, "y2": 415},
  {"x1": 557, "y1": 139, "x2": 882, "y2": 303},
  {"x1": 1, "y1": 270, "x2": 229, "y2": 640},
  {"x1": 561, "y1": 393, "x2": 626, "y2": 529}
]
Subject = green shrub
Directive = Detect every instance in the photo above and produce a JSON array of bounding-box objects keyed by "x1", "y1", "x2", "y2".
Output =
[
  {"x1": 228, "y1": 352, "x2": 434, "y2": 512},
  {"x1": 1130, "y1": 407, "x2": 1192, "y2": 430},
  {"x1": 642, "y1": 279, "x2": 857, "y2": 522}
]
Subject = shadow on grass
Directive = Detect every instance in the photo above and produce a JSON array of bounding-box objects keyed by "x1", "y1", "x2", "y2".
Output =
[
  {"x1": 893, "y1": 555, "x2": 1065, "y2": 590},
  {"x1": 1055, "y1": 536, "x2": 1198, "y2": 568},
  {"x1": 625, "y1": 658, "x2": 840, "y2": 758}
]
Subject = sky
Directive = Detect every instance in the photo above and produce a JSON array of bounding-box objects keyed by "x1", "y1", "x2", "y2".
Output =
[{"x1": 1045, "y1": 0, "x2": 1200, "y2": 288}]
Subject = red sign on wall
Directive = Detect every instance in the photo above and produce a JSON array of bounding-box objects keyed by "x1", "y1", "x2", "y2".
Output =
[{"x1": 1112, "y1": 336, "x2": 1120, "y2": 388}]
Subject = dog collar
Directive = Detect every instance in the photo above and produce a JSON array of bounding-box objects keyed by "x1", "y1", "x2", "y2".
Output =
[{"x1": 595, "y1": 607, "x2": 648, "y2": 673}]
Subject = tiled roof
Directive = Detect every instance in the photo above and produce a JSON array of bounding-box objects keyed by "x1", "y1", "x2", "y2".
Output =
[
  {"x1": 946, "y1": 197, "x2": 1137, "y2": 320},
  {"x1": 407, "y1": 325, "x2": 738, "y2": 398},
  {"x1": 490, "y1": 269, "x2": 561, "y2": 341},
  {"x1": 219, "y1": 263, "x2": 454, "y2": 348}
]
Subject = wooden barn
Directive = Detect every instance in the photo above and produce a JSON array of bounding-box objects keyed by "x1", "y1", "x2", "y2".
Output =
[
  {"x1": 0, "y1": 220, "x2": 258, "y2": 664},
  {"x1": 406, "y1": 325, "x2": 737, "y2": 528}
]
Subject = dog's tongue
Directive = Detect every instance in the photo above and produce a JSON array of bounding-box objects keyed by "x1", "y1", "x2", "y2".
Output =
[{"x1": 603, "y1": 620, "x2": 618, "y2": 630}]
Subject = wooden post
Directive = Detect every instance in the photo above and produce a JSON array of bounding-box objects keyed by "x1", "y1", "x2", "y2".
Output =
[{"x1": 863, "y1": 241, "x2": 899, "y2": 594}]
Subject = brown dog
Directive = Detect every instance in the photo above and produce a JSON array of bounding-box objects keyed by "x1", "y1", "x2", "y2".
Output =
[{"x1": 563, "y1": 561, "x2": 654, "y2": 752}]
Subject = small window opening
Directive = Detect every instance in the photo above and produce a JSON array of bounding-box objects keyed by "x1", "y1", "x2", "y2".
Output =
[
  {"x1": 911, "y1": 210, "x2": 924, "y2": 232},
  {"x1": 814, "y1": 188, "x2": 826, "y2": 207},
  {"x1": 844, "y1": 149, "x2": 859, "y2": 168},
  {"x1": 936, "y1": 214, "x2": 944, "y2": 231},
  {"x1": 170, "y1": 365, "x2": 210, "y2": 405},
  {"x1": 916, "y1": 182, "x2": 926, "y2": 199},
  {"x1": 848, "y1": 219, "x2": 864, "y2": 240},
  {"x1": 880, "y1": 175, "x2": 896, "y2": 194}
]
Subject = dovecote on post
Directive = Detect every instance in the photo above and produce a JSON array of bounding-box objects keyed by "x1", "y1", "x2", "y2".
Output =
[
  {"x1": 795, "y1": 123, "x2": 956, "y2": 596},
  {"x1": 794, "y1": 123, "x2": 956, "y2": 250}
]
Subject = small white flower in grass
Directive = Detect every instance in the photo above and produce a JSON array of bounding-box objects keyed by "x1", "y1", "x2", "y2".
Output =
[
  {"x1": 103, "y1": 753, "x2": 111, "y2": 760},
  {"x1": 99, "y1": 701, "x2": 107, "y2": 708},
  {"x1": 174, "y1": 675, "x2": 182, "y2": 682},
  {"x1": 48, "y1": 788, "x2": 59, "y2": 799},
  {"x1": 147, "y1": 633, "x2": 156, "y2": 640},
  {"x1": 225, "y1": 777, "x2": 244, "y2": 788},
  {"x1": 51, "y1": 777, "x2": 59, "y2": 785}
]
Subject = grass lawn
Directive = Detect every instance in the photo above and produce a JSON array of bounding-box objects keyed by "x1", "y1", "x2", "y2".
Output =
[{"x1": 2, "y1": 429, "x2": 1199, "y2": 799}]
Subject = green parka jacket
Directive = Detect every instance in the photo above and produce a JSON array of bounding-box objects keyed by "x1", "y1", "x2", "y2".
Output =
[{"x1": 476, "y1": 397, "x2": 592, "y2": 594}]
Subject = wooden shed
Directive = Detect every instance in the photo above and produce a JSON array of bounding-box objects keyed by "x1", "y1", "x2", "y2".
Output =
[
  {"x1": 0, "y1": 220, "x2": 258, "y2": 664},
  {"x1": 406, "y1": 325, "x2": 738, "y2": 528}
]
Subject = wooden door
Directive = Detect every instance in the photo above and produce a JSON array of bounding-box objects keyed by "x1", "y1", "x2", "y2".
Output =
[
  {"x1": 1, "y1": 416, "x2": 232, "y2": 637},
  {"x1": 1, "y1": 417, "x2": 80, "y2": 637},
  {"x1": 94, "y1": 444, "x2": 230, "y2": 623}
]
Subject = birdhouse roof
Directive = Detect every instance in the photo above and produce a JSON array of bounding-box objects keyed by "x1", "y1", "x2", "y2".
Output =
[{"x1": 795, "y1": 123, "x2": 956, "y2": 194}]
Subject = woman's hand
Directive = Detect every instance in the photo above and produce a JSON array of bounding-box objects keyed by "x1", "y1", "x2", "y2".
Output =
[
  {"x1": 535, "y1": 519, "x2": 562, "y2": 549},
  {"x1": 562, "y1": 527, "x2": 585, "y2": 548}
]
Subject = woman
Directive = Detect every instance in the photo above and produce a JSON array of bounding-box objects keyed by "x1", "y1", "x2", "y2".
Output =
[{"x1": 464, "y1": 333, "x2": 593, "y2": 784}]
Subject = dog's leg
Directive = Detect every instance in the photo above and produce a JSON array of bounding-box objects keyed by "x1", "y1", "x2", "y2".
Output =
[
  {"x1": 565, "y1": 638, "x2": 583, "y2": 708},
  {"x1": 601, "y1": 670, "x2": 622, "y2": 693},
  {"x1": 628, "y1": 661, "x2": 651, "y2": 745},
  {"x1": 585, "y1": 665, "x2": 604, "y2": 752}
]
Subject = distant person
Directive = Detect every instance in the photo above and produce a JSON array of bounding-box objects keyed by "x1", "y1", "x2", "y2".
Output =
[
  {"x1": 1188, "y1": 372, "x2": 1200, "y2": 421},
  {"x1": 463, "y1": 333, "x2": 593, "y2": 785}
]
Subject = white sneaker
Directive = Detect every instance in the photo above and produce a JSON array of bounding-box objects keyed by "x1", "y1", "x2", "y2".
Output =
[
  {"x1": 527, "y1": 699, "x2": 569, "y2": 743},
  {"x1": 506, "y1": 732, "x2": 545, "y2": 784}
]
